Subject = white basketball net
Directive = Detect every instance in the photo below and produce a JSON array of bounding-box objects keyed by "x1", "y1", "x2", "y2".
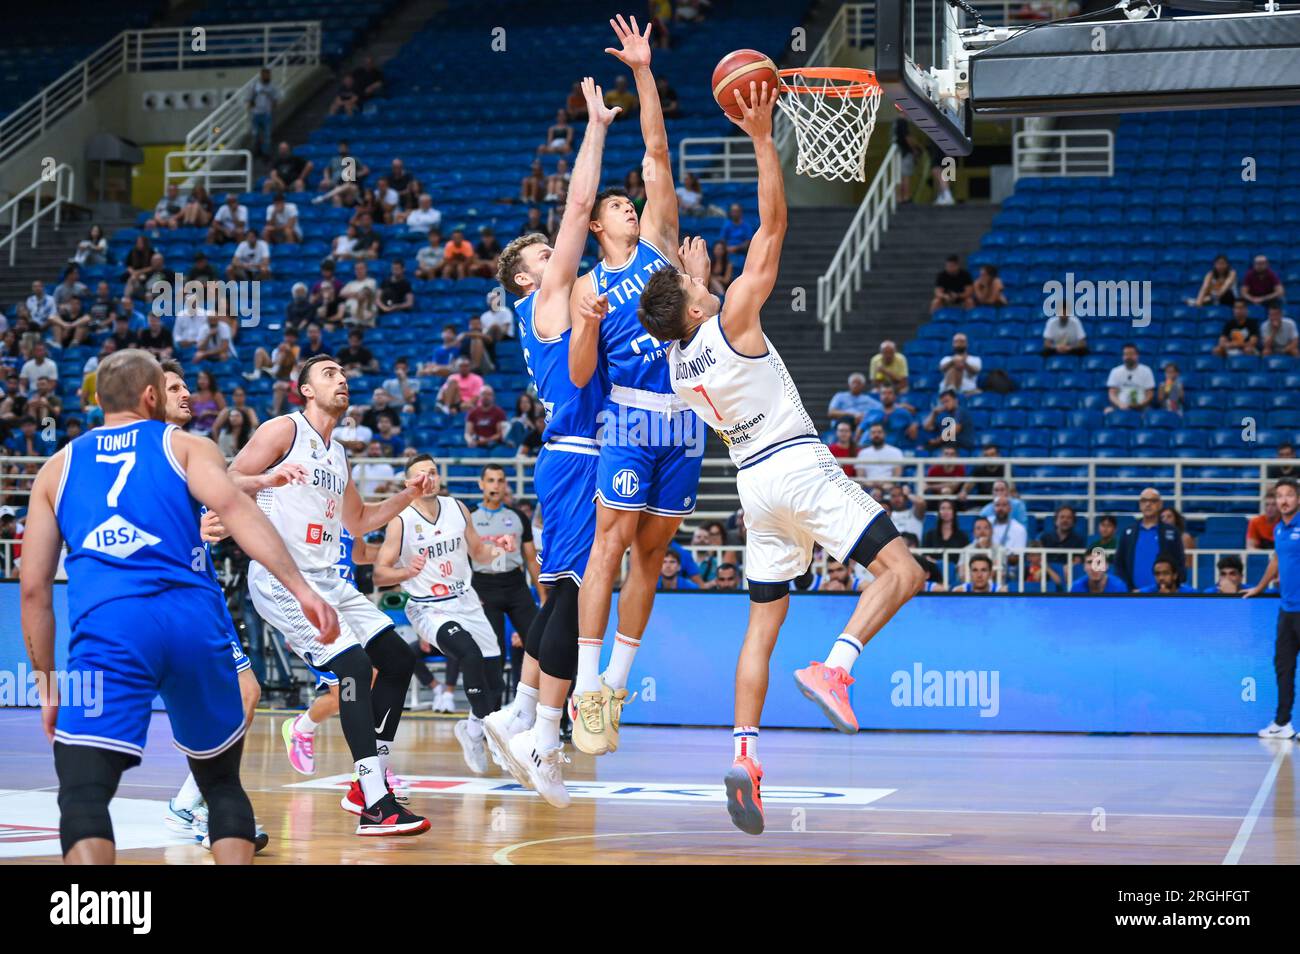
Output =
[{"x1": 776, "y1": 71, "x2": 882, "y2": 183}]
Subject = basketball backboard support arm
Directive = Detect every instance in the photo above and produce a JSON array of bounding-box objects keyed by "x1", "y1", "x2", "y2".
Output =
[{"x1": 876, "y1": 0, "x2": 1300, "y2": 157}]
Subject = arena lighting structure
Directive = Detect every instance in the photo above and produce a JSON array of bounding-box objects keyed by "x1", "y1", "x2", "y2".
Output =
[{"x1": 876, "y1": 0, "x2": 1300, "y2": 156}]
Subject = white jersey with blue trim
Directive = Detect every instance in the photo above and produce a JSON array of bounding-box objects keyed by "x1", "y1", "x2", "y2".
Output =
[
  {"x1": 396, "y1": 497, "x2": 479, "y2": 604},
  {"x1": 515, "y1": 289, "x2": 609, "y2": 442},
  {"x1": 668, "y1": 313, "x2": 818, "y2": 468},
  {"x1": 591, "y1": 237, "x2": 673, "y2": 394}
]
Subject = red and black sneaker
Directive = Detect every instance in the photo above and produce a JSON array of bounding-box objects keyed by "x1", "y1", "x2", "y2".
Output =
[{"x1": 355, "y1": 793, "x2": 431, "y2": 836}]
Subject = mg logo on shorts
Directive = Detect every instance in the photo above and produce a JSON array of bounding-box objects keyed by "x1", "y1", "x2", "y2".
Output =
[{"x1": 612, "y1": 469, "x2": 639, "y2": 499}]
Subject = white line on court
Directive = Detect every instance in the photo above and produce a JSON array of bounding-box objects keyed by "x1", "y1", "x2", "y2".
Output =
[{"x1": 1221, "y1": 744, "x2": 1289, "y2": 865}]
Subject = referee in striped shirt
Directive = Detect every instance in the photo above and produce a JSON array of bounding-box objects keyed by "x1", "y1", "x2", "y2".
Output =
[{"x1": 1245, "y1": 477, "x2": 1300, "y2": 739}]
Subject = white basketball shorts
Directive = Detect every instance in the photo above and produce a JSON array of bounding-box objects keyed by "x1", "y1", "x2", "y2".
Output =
[{"x1": 404, "y1": 595, "x2": 501, "y2": 659}]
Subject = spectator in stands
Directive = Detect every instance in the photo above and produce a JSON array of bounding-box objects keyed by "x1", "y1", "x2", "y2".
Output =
[
  {"x1": 106, "y1": 314, "x2": 138, "y2": 353},
  {"x1": 171, "y1": 291, "x2": 208, "y2": 351},
  {"x1": 422, "y1": 324, "x2": 460, "y2": 378},
  {"x1": 676, "y1": 173, "x2": 707, "y2": 216},
  {"x1": 1268, "y1": 443, "x2": 1298, "y2": 481},
  {"x1": 605, "y1": 75, "x2": 638, "y2": 117},
  {"x1": 1113, "y1": 487, "x2": 1184, "y2": 591},
  {"x1": 480, "y1": 288, "x2": 515, "y2": 346},
  {"x1": 399, "y1": 193, "x2": 442, "y2": 233},
  {"x1": 416, "y1": 228, "x2": 446, "y2": 279},
  {"x1": 473, "y1": 227, "x2": 503, "y2": 278},
  {"x1": 720, "y1": 203, "x2": 754, "y2": 264},
  {"x1": 887, "y1": 485, "x2": 926, "y2": 538},
  {"x1": 465, "y1": 387, "x2": 508, "y2": 449},
  {"x1": 334, "y1": 409, "x2": 372, "y2": 455},
  {"x1": 208, "y1": 194, "x2": 248, "y2": 245},
  {"x1": 1190, "y1": 254, "x2": 1237, "y2": 306},
  {"x1": 1248, "y1": 489, "x2": 1281, "y2": 550},
  {"x1": 656, "y1": 75, "x2": 681, "y2": 117},
  {"x1": 386, "y1": 159, "x2": 421, "y2": 212},
  {"x1": 340, "y1": 261, "x2": 378, "y2": 327},
  {"x1": 1156, "y1": 362, "x2": 1185, "y2": 414},
  {"x1": 828, "y1": 420, "x2": 859, "y2": 477},
  {"x1": 1042, "y1": 305, "x2": 1088, "y2": 356},
  {"x1": 262, "y1": 192, "x2": 301, "y2": 245},
  {"x1": 1138, "y1": 556, "x2": 1196, "y2": 594},
  {"x1": 972, "y1": 264, "x2": 1007, "y2": 307},
  {"x1": 441, "y1": 229, "x2": 476, "y2": 279},
  {"x1": 7, "y1": 416, "x2": 54, "y2": 457},
  {"x1": 72, "y1": 225, "x2": 108, "y2": 267},
  {"x1": 923, "y1": 498, "x2": 970, "y2": 551},
  {"x1": 361, "y1": 389, "x2": 402, "y2": 436},
  {"x1": 310, "y1": 260, "x2": 342, "y2": 303},
  {"x1": 708, "y1": 241, "x2": 733, "y2": 295},
  {"x1": 458, "y1": 316, "x2": 495, "y2": 372},
  {"x1": 544, "y1": 160, "x2": 570, "y2": 204},
  {"x1": 56, "y1": 418, "x2": 84, "y2": 451},
  {"x1": 1213, "y1": 300, "x2": 1260, "y2": 356},
  {"x1": 227, "y1": 229, "x2": 271, "y2": 281},
  {"x1": 1106, "y1": 343, "x2": 1155, "y2": 413},
  {"x1": 25, "y1": 281, "x2": 55, "y2": 329},
  {"x1": 538, "y1": 109, "x2": 574, "y2": 155},
  {"x1": 383, "y1": 357, "x2": 421, "y2": 413},
  {"x1": 378, "y1": 259, "x2": 414, "y2": 315},
  {"x1": 930, "y1": 254, "x2": 974, "y2": 313},
  {"x1": 1038, "y1": 504, "x2": 1085, "y2": 555},
  {"x1": 517, "y1": 207, "x2": 549, "y2": 241},
  {"x1": 48, "y1": 298, "x2": 91, "y2": 349},
  {"x1": 329, "y1": 74, "x2": 360, "y2": 116},
  {"x1": 1240, "y1": 254, "x2": 1285, "y2": 306},
  {"x1": 924, "y1": 443, "x2": 966, "y2": 497},
  {"x1": 247, "y1": 327, "x2": 297, "y2": 411},
  {"x1": 137, "y1": 311, "x2": 173, "y2": 360},
  {"x1": 816, "y1": 559, "x2": 859, "y2": 593},
  {"x1": 521, "y1": 160, "x2": 546, "y2": 204},
  {"x1": 213, "y1": 407, "x2": 253, "y2": 457},
  {"x1": 939, "y1": 332, "x2": 981, "y2": 394},
  {"x1": 1205, "y1": 554, "x2": 1245, "y2": 594},
  {"x1": 337, "y1": 328, "x2": 378, "y2": 377},
  {"x1": 988, "y1": 494, "x2": 1028, "y2": 557},
  {"x1": 978, "y1": 478, "x2": 1029, "y2": 526},
  {"x1": 1070, "y1": 554, "x2": 1128, "y2": 593},
  {"x1": 351, "y1": 56, "x2": 385, "y2": 102},
  {"x1": 180, "y1": 184, "x2": 214, "y2": 228},
  {"x1": 52, "y1": 266, "x2": 87, "y2": 312},
  {"x1": 86, "y1": 281, "x2": 116, "y2": 332},
  {"x1": 264, "y1": 141, "x2": 313, "y2": 194},
  {"x1": 135, "y1": 254, "x2": 170, "y2": 304},
  {"x1": 373, "y1": 177, "x2": 400, "y2": 222},
  {"x1": 353, "y1": 440, "x2": 400, "y2": 497},
  {"x1": 857, "y1": 423, "x2": 904, "y2": 485},
  {"x1": 565, "y1": 81, "x2": 588, "y2": 121},
  {"x1": 506, "y1": 394, "x2": 544, "y2": 453},
  {"x1": 144, "y1": 183, "x2": 184, "y2": 230},
  {"x1": 314, "y1": 283, "x2": 344, "y2": 329},
  {"x1": 1262, "y1": 303, "x2": 1299, "y2": 357},
  {"x1": 923, "y1": 388, "x2": 972, "y2": 450},
  {"x1": 283, "y1": 282, "x2": 314, "y2": 331},
  {"x1": 658, "y1": 550, "x2": 698, "y2": 591},
  {"x1": 246, "y1": 67, "x2": 280, "y2": 160},
  {"x1": 1161, "y1": 505, "x2": 1196, "y2": 553},
  {"x1": 331, "y1": 224, "x2": 362, "y2": 261},
  {"x1": 186, "y1": 251, "x2": 217, "y2": 284},
  {"x1": 187, "y1": 370, "x2": 225, "y2": 437},
  {"x1": 715, "y1": 563, "x2": 742, "y2": 591},
  {"x1": 870, "y1": 339, "x2": 909, "y2": 393},
  {"x1": 438, "y1": 356, "x2": 484, "y2": 412},
  {"x1": 956, "y1": 554, "x2": 998, "y2": 593},
  {"x1": 319, "y1": 141, "x2": 367, "y2": 206},
  {"x1": 194, "y1": 313, "x2": 234, "y2": 364},
  {"x1": 119, "y1": 237, "x2": 154, "y2": 295},
  {"x1": 351, "y1": 189, "x2": 385, "y2": 228}
]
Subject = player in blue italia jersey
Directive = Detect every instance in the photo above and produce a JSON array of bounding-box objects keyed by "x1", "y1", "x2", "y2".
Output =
[
  {"x1": 20, "y1": 349, "x2": 338, "y2": 864},
  {"x1": 565, "y1": 16, "x2": 711, "y2": 757},
  {"x1": 481, "y1": 77, "x2": 620, "y2": 805}
]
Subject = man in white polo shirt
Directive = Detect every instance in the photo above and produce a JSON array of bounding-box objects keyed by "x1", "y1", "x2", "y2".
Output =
[
  {"x1": 855, "y1": 423, "x2": 904, "y2": 484},
  {"x1": 1106, "y1": 343, "x2": 1155, "y2": 413}
]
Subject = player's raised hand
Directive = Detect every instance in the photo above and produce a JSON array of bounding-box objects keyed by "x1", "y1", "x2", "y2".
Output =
[
  {"x1": 406, "y1": 553, "x2": 427, "y2": 580},
  {"x1": 727, "y1": 80, "x2": 780, "y2": 140},
  {"x1": 582, "y1": 76, "x2": 620, "y2": 126},
  {"x1": 404, "y1": 469, "x2": 436, "y2": 499},
  {"x1": 301, "y1": 592, "x2": 340, "y2": 645},
  {"x1": 267, "y1": 462, "x2": 309, "y2": 488},
  {"x1": 200, "y1": 509, "x2": 229, "y2": 544},
  {"x1": 499, "y1": 534, "x2": 517, "y2": 553},
  {"x1": 679, "y1": 236, "x2": 711, "y2": 283},
  {"x1": 605, "y1": 14, "x2": 652, "y2": 69},
  {"x1": 577, "y1": 291, "x2": 609, "y2": 325}
]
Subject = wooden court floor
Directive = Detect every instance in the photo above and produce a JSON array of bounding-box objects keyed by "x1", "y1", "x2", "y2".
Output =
[{"x1": 0, "y1": 707, "x2": 1295, "y2": 864}]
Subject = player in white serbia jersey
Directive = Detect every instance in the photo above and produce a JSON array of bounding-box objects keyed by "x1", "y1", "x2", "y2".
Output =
[
  {"x1": 637, "y1": 83, "x2": 927, "y2": 836},
  {"x1": 373, "y1": 454, "x2": 513, "y2": 775},
  {"x1": 228, "y1": 355, "x2": 435, "y2": 836}
]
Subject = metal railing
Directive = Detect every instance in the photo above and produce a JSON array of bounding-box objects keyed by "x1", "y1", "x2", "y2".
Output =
[
  {"x1": 678, "y1": 137, "x2": 757, "y2": 183},
  {"x1": 0, "y1": 22, "x2": 321, "y2": 167},
  {"x1": 0, "y1": 163, "x2": 75, "y2": 266},
  {"x1": 163, "y1": 149, "x2": 253, "y2": 194},
  {"x1": 816, "y1": 143, "x2": 900, "y2": 349},
  {"x1": 1013, "y1": 129, "x2": 1114, "y2": 179}
]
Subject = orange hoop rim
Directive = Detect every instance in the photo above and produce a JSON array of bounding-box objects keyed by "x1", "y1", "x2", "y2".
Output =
[{"x1": 777, "y1": 66, "x2": 880, "y2": 98}]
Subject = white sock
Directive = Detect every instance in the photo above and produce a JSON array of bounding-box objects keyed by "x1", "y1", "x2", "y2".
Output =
[
  {"x1": 174, "y1": 773, "x2": 202, "y2": 810},
  {"x1": 514, "y1": 683, "x2": 539, "y2": 718},
  {"x1": 733, "y1": 726, "x2": 759, "y2": 761},
  {"x1": 294, "y1": 712, "x2": 318, "y2": 735},
  {"x1": 376, "y1": 740, "x2": 393, "y2": 777},
  {"x1": 601, "y1": 632, "x2": 640, "y2": 691},
  {"x1": 535, "y1": 704, "x2": 563, "y2": 751},
  {"x1": 466, "y1": 714, "x2": 485, "y2": 739},
  {"x1": 576, "y1": 637, "x2": 603, "y2": 694},
  {"x1": 825, "y1": 633, "x2": 864, "y2": 673},
  {"x1": 357, "y1": 756, "x2": 386, "y2": 807}
]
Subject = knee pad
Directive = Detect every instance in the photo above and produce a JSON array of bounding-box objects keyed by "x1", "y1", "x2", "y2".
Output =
[
  {"x1": 54, "y1": 742, "x2": 133, "y2": 855},
  {"x1": 539, "y1": 577, "x2": 580, "y2": 680},
  {"x1": 188, "y1": 739, "x2": 254, "y2": 844},
  {"x1": 524, "y1": 593, "x2": 556, "y2": 660},
  {"x1": 437, "y1": 622, "x2": 492, "y2": 717},
  {"x1": 848, "y1": 514, "x2": 901, "y2": 568},
  {"x1": 365, "y1": 627, "x2": 415, "y2": 682},
  {"x1": 748, "y1": 580, "x2": 791, "y2": 604}
]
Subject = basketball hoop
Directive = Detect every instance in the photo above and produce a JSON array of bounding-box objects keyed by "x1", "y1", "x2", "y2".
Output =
[{"x1": 776, "y1": 67, "x2": 882, "y2": 183}]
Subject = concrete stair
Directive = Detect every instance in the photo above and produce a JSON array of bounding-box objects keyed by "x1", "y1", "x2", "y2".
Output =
[{"x1": 0, "y1": 209, "x2": 136, "y2": 305}]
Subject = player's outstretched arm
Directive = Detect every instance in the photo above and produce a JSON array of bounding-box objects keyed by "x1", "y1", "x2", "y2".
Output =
[
  {"x1": 536, "y1": 77, "x2": 618, "y2": 339},
  {"x1": 20, "y1": 453, "x2": 66, "y2": 739},
  {"x1": 372, "y1": 514, "x2": 421, "y2": 587},
  {"x1": 568, "y1": 289, "x2": 610, "y2": 387},
  {"x1": 341, "y1": 466, "x2": 434, "y2": 536},
  {"x1": 719, "y1": 82, "x2": 786, "y2": 356},
  {"x1": 176, "y1": 431, "x2": 339, "y2": 643},
  {"x1": 606, "y1": 14, "x2": 680, "y2": 261},
  {"x1": 227, "y1": 415, "x2": 305, "y2": 495}
]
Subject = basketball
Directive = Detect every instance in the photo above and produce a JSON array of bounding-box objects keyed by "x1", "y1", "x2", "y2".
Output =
[{"x1": 712, "y1": 49, "x2": 779, "y2": 118}]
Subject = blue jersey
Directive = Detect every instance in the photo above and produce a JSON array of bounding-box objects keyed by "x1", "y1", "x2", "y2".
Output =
[
  {"x1": 56, "y1": 419, "x2": 219, "y2": 631},
  {"x1": 336, "y1": 527, "x2": 356, "y2": 583},
  {"x1": 1274, "y1": 514, "x2": 1300, "y2": 611},
  {"x1": 516, "y1": 290, "x2": 609, "y2": 442},
  {"x1": 590, "y1": 238, "x2": 673, "y2": 394}
]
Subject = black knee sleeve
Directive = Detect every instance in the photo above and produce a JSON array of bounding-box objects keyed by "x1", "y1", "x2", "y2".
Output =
[
  {"x1": 539, "y1": 577, "x2": 580, "y2": 681},
  {"x1": 748, "y1": 580, "x2": 790, "y2": 603},
  {"x1": 484, "y1": 653, "x2": 506, "y2": 712},
  {"x1": 54, "y1": 742, "x2": 133, "y2": 856},
  {"x1": 325, "y1": 644, "x2": 378, "y2": 760},
  {"x1": 365, "y1": 628, "x2": 414, "y2": 743},
  {"x1": 188, "y1": 738, "x2": 254, "y2": 844},
  {"x1": 524, "y1": 590, "x2": 556, "y2": 660},
  {"x1": 848, "y1": 513, "x2": 900, "y2": 568},
  {"x1": 437, "y1": 622, "x2": 493, "y2": 719}
]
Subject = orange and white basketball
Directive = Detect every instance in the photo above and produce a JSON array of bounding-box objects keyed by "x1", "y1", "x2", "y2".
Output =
[{"x1": 712, "y1": 49, "x2": 779, "y2": 118}]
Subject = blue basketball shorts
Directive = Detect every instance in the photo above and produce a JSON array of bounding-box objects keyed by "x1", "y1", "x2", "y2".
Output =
[
  {"x1": 55, "y1": 586, "x2": 246, "y2": 762},
  {"x1": 535, "y1": 438, "x2": 599, "y2": 585},
  {"x1": 594, "y1": 400, "x2": 704, "y2": 517}
]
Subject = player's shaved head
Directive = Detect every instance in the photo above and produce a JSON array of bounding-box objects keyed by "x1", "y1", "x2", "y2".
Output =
[
  {"x1": 97, "y1": 348, "x2": 165, "y2": 417},
  {"x1": 498, "y1": 232, "x2": 548, "y2": 296}
]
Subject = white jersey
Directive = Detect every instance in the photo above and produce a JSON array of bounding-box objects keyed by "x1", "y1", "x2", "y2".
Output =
[
  {"x1": 395, "y1": 497, "x2": 480, "y2": 606},
  {"x1": 669, "y1": 314, "x2": 818, "y2": 468},
  {"x1": 255, "y1": 411, "x2": 350, "y2": 574}
]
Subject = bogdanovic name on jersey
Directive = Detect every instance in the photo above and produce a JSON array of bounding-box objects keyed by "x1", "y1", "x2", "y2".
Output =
[{"x1": 674, "y1": 346, "x2": 719, "y2": 381}]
